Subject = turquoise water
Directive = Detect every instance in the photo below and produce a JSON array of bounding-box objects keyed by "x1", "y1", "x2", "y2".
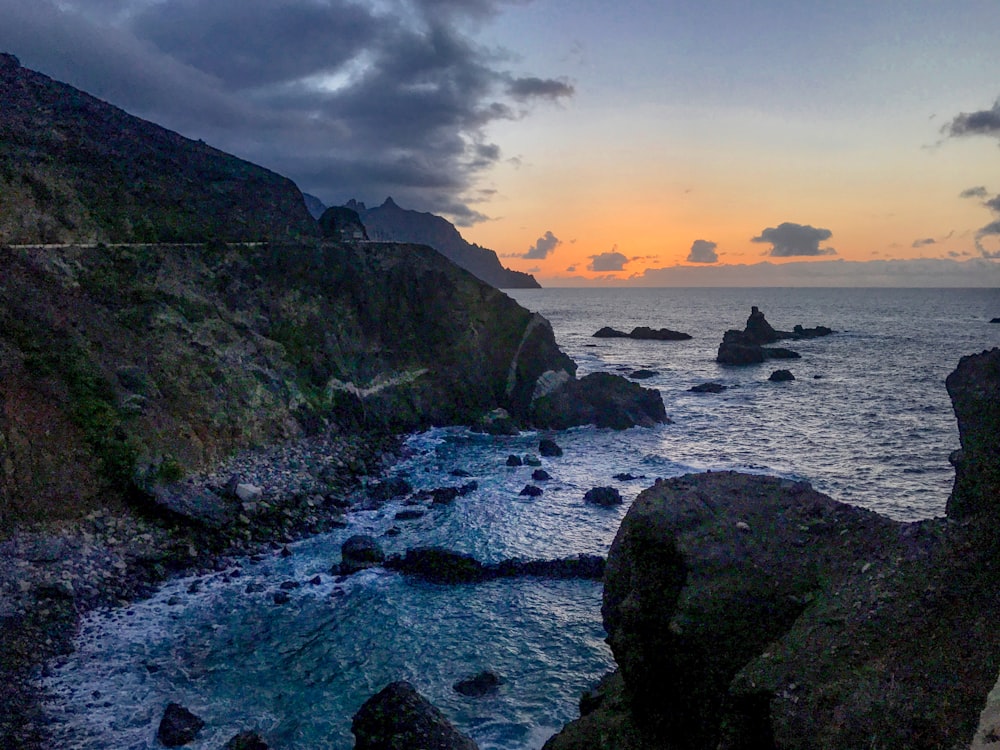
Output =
[{"x1": 41, "y1": 288, "x2": 1000, "y2": 748}]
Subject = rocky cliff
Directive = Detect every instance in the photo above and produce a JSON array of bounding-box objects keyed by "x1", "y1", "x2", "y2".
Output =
[
  {"x1": 0, "y1": 239, "x2": 575, "y2": 529},
  {"x1": 346, "y1": 198, "x2": 540, "y2": 289},
  {"x1": 546, "y1": 348, "x2": 1000, "y2": 750},
  {"x1": 0, "y1": 53, "x2": 317, "y2": 244}
]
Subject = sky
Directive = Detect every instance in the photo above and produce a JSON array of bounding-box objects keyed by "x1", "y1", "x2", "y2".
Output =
[{"x1": 3, "y1": 0, "x2": 1000, "y2": 285}]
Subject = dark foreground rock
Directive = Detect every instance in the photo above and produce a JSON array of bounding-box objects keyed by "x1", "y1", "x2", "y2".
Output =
[
  {"x1": 583, "y1": 487, "x2": 623, "y2": 507},
  {"x1": 531, "y1": 373, "x2": 669, "y2": 430},
  {"x1": 594, "y1": 326, "x2": 692, "y2": 341},
  {"x1": 716, "y1": 307, "x2": 833, "y2": 365},
  {"x1": 338, "y1": 535, "x2": 385, "y2": 575},
  {"x1": 546, "y1": 351, "x2": 1000, "y2": 750},
  {"x1": 945, "y1": 348, "x2": 1000, "y2": 520},
  {"x1": 539, "y1": 439, "x2": 563, "y2": 457},
  {"x1": 157, "y1": 703, "x2": 205, "y2": 747},
  {"x1": 352, "y1": 681, "x2": 478, "y2": 750},
  {"x1": 224, "y1": 731, "x2": 269, "y2": 750},
  {"x1": 768, "y1": 369, "x2": 794, "y2": 382},
  {"x1": 385, "y1": 547, "x2": 605, "y2": 584}
]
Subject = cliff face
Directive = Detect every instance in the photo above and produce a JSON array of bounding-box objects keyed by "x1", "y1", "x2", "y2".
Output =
[
  {"x1": 0, "y1": 240, "x2": 574, "y2": 528},
  {"x1": 546, "y1": 348, "x2": 1000, "y2": 750},
  {"x1": 347, "y1": 198, "x2": 540, "y2": 289},
  {"x1": 0, "y1": 53, "x2": 317, "y2": 244}
]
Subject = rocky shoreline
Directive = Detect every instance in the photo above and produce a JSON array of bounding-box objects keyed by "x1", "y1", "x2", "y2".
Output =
[{"x1": 0, "y1": 428, "x2": 395, "y2": 749}]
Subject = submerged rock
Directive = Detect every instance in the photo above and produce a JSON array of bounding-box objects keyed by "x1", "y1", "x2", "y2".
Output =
[
  {"x1": 689, "y1": 382, "x2": 726, "y2": 393},
  {"x1": 453, "y1": 670, "x2": 503, "y2": 697},
  {"x1": 157, "y1": 703, "x2": 205, "y2": 747},
  {"x1": 352, "y1": 681, "x2": 478, "y2": 750}
]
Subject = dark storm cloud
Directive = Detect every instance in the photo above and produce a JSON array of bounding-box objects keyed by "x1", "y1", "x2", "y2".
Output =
[
  {"x1": 686, "y1": 239, "x2": 718, "y2": 263},
  {"x1": 912, "y1": 238, "x2": 936, "y2": 248},
  {"x1": 588, "y1": 251, "x2": 629, "y2": 272},
  {"x1": 751, "y1": 222, "x2": 836, "y2": 257},
  {"x1": 522, "y1": 231, "x2": 561, "y2": 259},
  {"x1": 946, "y1": 99, "x2": 1000, "y2": 140},
  {"x1": 0, "y1": 0, "x2": 572, "y2": 223},
  {"x1": 506, "y1": 76, "x2": 574, "y2": 101},
  {"x1": 961, "y1": 186, "x2": 990, "y2": 199},
  {"x1": 985, "y1": 195, "x2": 1000, "y2": 214}
]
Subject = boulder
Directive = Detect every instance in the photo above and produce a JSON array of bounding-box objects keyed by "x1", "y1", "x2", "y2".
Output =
[
  {"x1": 584, "y1": 487, "x2": 623, "y2": 507},
  {"x1": 539, "y1": 439, "x2": 563, "y2": 457},
  {"x1": 338, "y1": 535, "x2": 385, "y2": 575},
  {"x1": 945, "y1": 347, "x2": 1000, "y2": 519},
  {"x1": 531, "y1": 373, "x2": 669, "y2": 430},
  {"x1": 368, "y1": 477, "x2": 413, "y2": 503},
  {"x1": 506, "y1": 455, "x2": 523, "y2": 467},
  {"x1": 523, "y1": 455, "x2": 542, "y2": 467},
  {"x1": 627, "y1": 370, "x2": 658, "y2": 380},
  {"x1": 352, "y1": 681, "x2": 478, "y2": 750},
  {"x1": 991, "y1": 317, "x2": 1000, "y2": 324},
  {"x1": 762, "y1": 347, "x2": 801, "y2": 359},
  {"x1": 769, "y1": 369, "x2": 794, "y2": 382},
  {"x1": 532, "y1": 469, "x2": 551, "y2": 481},
  {"x1": 453, "y1": 670, "x2": 503, "y2": 697},
  {"x1": 156, "y1": 703, "x2": 205, "y2": 747},
  {"x1": 519, "y1": 485, "x2": 543, "y2": 497},
  {"x1": 477, "y1": 408, "x2": 519, "y2": 436},
  {"x1": 689, "y1": 382, "x2": 726, "y2": 393},
  {"x1": 394, "y1": 509, "x2": 425, "y2": 521},
  {"x1": 224, "y1": 731, "x2": 269, "y2": 750},
  {"x1": 716, "y1": 330, "x2": 766, "y2": 365}
]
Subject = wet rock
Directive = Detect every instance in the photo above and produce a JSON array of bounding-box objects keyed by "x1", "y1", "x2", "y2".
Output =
[
  {"x1": 506, "y1": 455, "x2": 523, "y2": 467},
  {"x1": 628, "y1": 370, "x2": 658, "y2": 380},
  {"x1": 539, "y1": 439, "x2": 563, "y2": 457},
  {"x1": 386, "y1": 547, "x2": 487, "y2": 584},
  {"x1": 272, "y1": 591, "x2": 290, "y2": 605},
  {"x1": 520, "y1": 485, "x2": 543, "y2": 497},
  {"x1": 584, "y1": 487, "x2": 623, "y2": 507},
  {"x1": 430, "y1": 487, "x2": 460, "y2": 504},
  {"x1": 450, "y1": 469, "x2": 472, "y2": 477},
  {"x1": 613, "y1": 473, "x2": 641, "y2": 481},
  {"x1": 593, "y1": 327, "x2": 691, "y2": 341},
  {"x1": 278, "y1": 580, "x2": 300, "y2": 590},
  {"x1": 690, "y1": 382, "x2": 726, "y2": 393},
  {"x1": 523, "y1": 455, "x2": 542, "y2": 466},
  {"x1": 769, "y1": 369, "x2": 795, "y2": 382},
  {"x1": 532, "y1": 469, "x2": 552, "y2": 481},
  {"x1": 156, "y1": 702, "x2": 204, "y2": 747},
  {"x1": 394, "y1": 509, "x2": 425, "y2": 521},
  {"x1": 224, "y1": 731, "x2": 269, "y2": 750},
  {"x1": 453, "y1": 670, "x2": 503, "y2": 697},
  {"x1": 338, "y1": 535, "x2": 385, "y2": 575},
  {"x1": 368, "y1": 477, "x2": 413, "y2": 503},
  {"x1": 531, "y1": 373, "x2": 669, "y2": 430},
  {"x1": 478, "y1": 408, "x2": 520, "y2": 436},
  {"x1": 716, "y1": 308, "x2": 831, "y2": 365},
  {"x1": 352, "y1": 681, "x2": 478, "y2": 750}
]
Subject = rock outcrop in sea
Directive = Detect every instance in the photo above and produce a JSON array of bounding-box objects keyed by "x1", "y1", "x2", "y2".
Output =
[
  {"x1": 545, "y1": 347, "x2": 1000, "y2": 750},
  {"x1": 593, "y1": 326, "x2": 692, "y2": 341},
  {"x1": 716, "y1": 306, "x2": 833, "y2": 365}
]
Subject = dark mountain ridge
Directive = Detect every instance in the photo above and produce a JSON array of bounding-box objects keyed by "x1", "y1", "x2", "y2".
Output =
[
  {"x1": 0, "y1": 52, "x2": 317, "y2": 244},
  {"x1": 347, "y1": 197, "x2": 540, "y2": 289}
]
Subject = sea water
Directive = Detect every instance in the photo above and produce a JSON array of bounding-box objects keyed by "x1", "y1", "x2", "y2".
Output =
[{"x1": 41, "y1": 287, "x2": 1000, "y2": 749}]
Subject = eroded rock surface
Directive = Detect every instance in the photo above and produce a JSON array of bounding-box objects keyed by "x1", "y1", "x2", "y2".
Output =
[{"x1": 352, "y1": 681, "x2": 478, "y2": 750}]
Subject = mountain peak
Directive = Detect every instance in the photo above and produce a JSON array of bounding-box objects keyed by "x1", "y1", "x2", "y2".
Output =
[{"x1": 381, "y1": 196, "x2": 399, "y2": 209}]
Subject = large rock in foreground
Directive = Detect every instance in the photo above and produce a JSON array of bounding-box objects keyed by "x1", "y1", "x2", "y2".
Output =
[
  {"x1": 547, "y1": 351, "x2": 1000, "y2": 750},
  {"x1": 945, "y1": 348, "x2": 1000, "y2": 519},
  {"x1": 352, "y1": 681, "x2": 478, "y2": 750},
  {"x1": 530, "y1": 372, "x2": 669, "y2": 430}
]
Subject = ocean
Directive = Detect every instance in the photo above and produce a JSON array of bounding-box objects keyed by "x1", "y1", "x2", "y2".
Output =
[{"x1": 41, "y1": 287, "x2": 1000, "y2": 749}]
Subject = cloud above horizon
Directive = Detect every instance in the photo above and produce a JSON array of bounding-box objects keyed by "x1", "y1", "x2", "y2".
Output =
[
  {"x1": 946, "y1": 99, "x2": 1000, "y2": 141},
  {"x1": 588, "y1": 250, "x2": 629, "y2": 272},
  {"x1": 959, "y1": 184, "x2": 1000, "y2": 259},
  {"x1": 521, "y1": 230, "x2": 561, "y2": 259},
  {"x1": 0, "y1": 0, "x2": 573, "y2": 225},
  {"x1": 686, "y1": 239, "x2": 719, "y2": 263},
  {"x1": 751, "y1": 222, "x2": 836, "y2": 257}
]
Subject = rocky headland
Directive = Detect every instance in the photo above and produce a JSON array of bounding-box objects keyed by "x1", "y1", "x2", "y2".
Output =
[
  {"x1": 0, "y1": 56, "x2": 667, "y2": 749},
  {"x1": 544, "y1": 348, "x2": 1000, "y2": 750}
]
